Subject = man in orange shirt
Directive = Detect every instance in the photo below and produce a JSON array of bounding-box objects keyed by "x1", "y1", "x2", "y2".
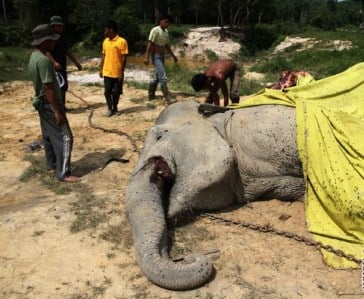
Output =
[{"x1": 99, "y1": 20, "x2": 128, "y2": 117}]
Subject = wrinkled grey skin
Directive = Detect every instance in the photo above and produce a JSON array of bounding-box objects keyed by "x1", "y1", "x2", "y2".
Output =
[{"x1": 126, "y1": 100, "x2": 305, "y2": 290}]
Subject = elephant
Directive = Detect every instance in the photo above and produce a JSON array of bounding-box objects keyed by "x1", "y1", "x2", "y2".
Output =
[{"x1": 125, "y1": 100, "x2": 305, "y2": 290}]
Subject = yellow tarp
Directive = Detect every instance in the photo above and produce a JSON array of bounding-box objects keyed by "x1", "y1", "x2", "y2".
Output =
[{"x1": 229, "y1": 63, "x2": 364, "y2": 268}]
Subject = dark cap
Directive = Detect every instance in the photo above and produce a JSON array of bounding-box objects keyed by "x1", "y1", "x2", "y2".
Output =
[
  {"x1": 31, "y1": 24, "x2": 59, "y2": 46},
  {"x1": 50, "y1": 15, "x2": 65, "y2": 26}
]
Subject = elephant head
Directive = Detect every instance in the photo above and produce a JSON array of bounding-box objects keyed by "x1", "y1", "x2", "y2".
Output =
[
  {"x1": 126, "y1": 102, "x2": 242, "y2": 289},
  {"x1": 126, "y1": 101, "x2": 304, "y2": 290}
]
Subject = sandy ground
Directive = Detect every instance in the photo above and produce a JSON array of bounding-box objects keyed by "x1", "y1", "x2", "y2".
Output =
[{"x1": 0, "y1": 76, "x2": 362, "y2": 299}]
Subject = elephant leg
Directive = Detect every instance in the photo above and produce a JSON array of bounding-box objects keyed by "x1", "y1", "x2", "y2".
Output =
[{"x1": 243, "y1": 176, "x2": 305, "y2": 202}]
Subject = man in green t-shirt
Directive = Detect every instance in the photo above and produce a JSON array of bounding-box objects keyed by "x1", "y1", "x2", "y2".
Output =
[
  {"x1": 28, "y1": 24, "x2": 80, "y2": 182},
  {"x1": 144, "y1": 14, "x2": 178, "y2": 104}
]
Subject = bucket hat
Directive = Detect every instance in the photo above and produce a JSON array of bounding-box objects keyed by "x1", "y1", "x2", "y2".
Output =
[
  {"x1": 50, "y1": 16, "x2": 65, "y2": 26},
  {"x1": 31, "y1": 24, "x2": 59, "y2": 46}
]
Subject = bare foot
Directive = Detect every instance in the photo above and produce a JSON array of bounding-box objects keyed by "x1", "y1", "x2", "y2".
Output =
[{"x1": 63, "y1": 176, "x2": 81, "y2": 182}]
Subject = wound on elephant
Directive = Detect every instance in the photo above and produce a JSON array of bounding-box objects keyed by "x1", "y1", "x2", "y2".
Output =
[{"x1": 148, "y1": 156, "x2": 174, "y2": 187}]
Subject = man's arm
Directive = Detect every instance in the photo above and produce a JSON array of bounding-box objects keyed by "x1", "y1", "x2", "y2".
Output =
[
  {"x1": 119, "y1": 55, "x2": 127, "y2": 81},
  {"x1": 66, "y1": 49, "x2": 82, "y2": 70},
  {"x1": 165, "y1": 44, "x2": 178, "y2": 62},
  {"x1": 206, "y1": 79, "x2": 220, "y2": 105},
  {"x1": 45, "y1": 52, "x2": 62, "y2": 71},
  {"x1": 219, "y1": 79, "x2": 229, "y2": 106},
  {"x1": 144, "y1": 41, "x2": 153, "y2": 65},
  {"x1": 99, "y1": 54, "x2": 105, "y2": 78}
]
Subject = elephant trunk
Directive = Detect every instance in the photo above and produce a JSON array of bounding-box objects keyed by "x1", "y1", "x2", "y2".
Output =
[{"x1": 126, "y1": 158, "x2": 213, "y2": 290}]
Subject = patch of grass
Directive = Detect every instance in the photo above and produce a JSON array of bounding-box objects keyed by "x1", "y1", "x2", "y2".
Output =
[
  {"x1": 20, "y1": 154, "x2": 112, "y2": 233},
  {"x1": 106, "y1": 252, "x2": 116, "y2": 259},
  {"x1": 20, "y1": 155, "x2": 78, "y2": 195},
  {"x1": 240, "y1": 78, "x2": 265, "y2": 96},
  {"x1": 19, "y1": 154, "x2": 48, "y2": 182},
  {"x1": 204, "y1": 49, "x2": 219, "y2": 62},
  {"x1": 85, "y1": 277, "x2": 112, "y2": 297},
  {"x1": 125, "y1": 80, "x2": 148, "y2": 90},
  {"x1": 69, "y1": 185, "x2": 108, "y2": 233},
  {"x1": 70, "y1": 47, "x2": 100, "y2": 62},
  {"x1": 252, "y1": 29, "x2": 364, "y2": 80},
  {"x1": 166, "y1": 63, "x2": 196, "y2": 93},
  {"x1": 32, "y1": 230, "x2": 45, "y2": 237},
  {"x1": 0, "y1": 47, "x2": 31, "y2": 82},
  {"x1": 252, "y1": 55, "x2": 293, "y2": 74},
  {"x1": 170, "y1": 222, "x2": 215, "y2": 258},
  {"x1": 132, "y1": 130, "x2": 147, "y2": 142},
  {"x1": 129, "y1": 97, "x2": 145, "y2": 104},
  {"x1": 100, "y1": 219, "x2": 133, "y2": 250},
  {"x1": 145, "y1": 102, "x2": 156, "y2": 109},
  {"x1": 80, "y1": 82, "x2": 103, "y2": 87}
]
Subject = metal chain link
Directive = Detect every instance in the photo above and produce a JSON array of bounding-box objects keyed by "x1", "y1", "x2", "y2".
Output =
[{"x1": 200, "y1": 213, "x2": 361, "y2": 265}]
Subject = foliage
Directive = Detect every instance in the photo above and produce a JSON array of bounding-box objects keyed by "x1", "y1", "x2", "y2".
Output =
[
  {"x1": 0, "y1": 47, "x2": 31, "y2": 82},
  {"x1": 166, "y1": 63, "x2": 196, "y2": 93},
  {"x1": 19, "y1": 154, "x2": 48, "y2": 182},
  {"x1": 68, "y1": 0, "x2": 112, "y2": 33},
  {"x1": 0, "y1": 22, "x2": 30, "y2": 47},
  {"x1": 204, "y1": 49, "x2": 219, "y2": 62},
  {"x1": 113, "y1": 6, "x2": 144, "y2": 53},
  {"x1": 243, "y1": 24, "x2": 279, "y2": 55},
  {"x1": 252, "y1": 29, "x2": 364, "y2": 79},
  {"x1": 1, "y1": 0, "x2": 363, "y2": 51}
]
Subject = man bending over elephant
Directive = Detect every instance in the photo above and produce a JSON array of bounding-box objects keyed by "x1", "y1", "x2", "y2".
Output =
[{"x1": 191, "y1": 59, "x2": 241, "y2": 106}]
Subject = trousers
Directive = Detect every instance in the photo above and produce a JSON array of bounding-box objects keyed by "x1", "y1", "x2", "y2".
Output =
[{"x1": 38, "y1": 99, "x2": 73, "y2": 180}]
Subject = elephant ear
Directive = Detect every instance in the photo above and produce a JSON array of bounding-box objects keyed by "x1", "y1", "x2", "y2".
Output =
[{"x1": 167, "y1": 120, "x2": 240, "y2": 218}]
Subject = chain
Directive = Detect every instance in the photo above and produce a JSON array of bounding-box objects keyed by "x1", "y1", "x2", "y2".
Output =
[{"x1": 200, "y1": 213, "x2": 361, "y2": 265}]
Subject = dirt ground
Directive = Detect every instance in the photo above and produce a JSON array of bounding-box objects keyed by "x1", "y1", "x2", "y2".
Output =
[{"x1": 0, "y1": 74, "x2": 362, "y2": 299}]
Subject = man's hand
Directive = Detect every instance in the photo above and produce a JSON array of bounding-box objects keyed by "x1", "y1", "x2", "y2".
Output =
[
  {"x1": 54, "y1": 110, "x2": 65, "y2": 126},
  {"x1": 99, "y1": 70, "x2": 103, "y2": 78},
  {"x1": 144, "y1": 57, "x2": 149, "y2": 66},
  {"x1": 76, "y1": 62, "x2": 82, "y2": 71},
  {"x1": 53, "y1": 62, "x2": 62, "y2": 71}
]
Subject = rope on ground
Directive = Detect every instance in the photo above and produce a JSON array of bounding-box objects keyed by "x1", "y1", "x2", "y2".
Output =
[
  {"x1": 67, "y1": 89, "x2": 139, "y2": 153},
  {"x1": 88, "y1": 109, "x2": 139, "y2": 153},
  {"x1": 67, "y1": 90, "x2": 91, "y2": 107}
]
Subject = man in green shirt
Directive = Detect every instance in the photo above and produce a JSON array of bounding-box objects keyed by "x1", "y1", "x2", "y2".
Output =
[
  {"x1": 144, "y1": 14, "x2": 178, "y2": 104},
  {"x1": 28, "y1": 24, "x2": 80, "y2": 182}
]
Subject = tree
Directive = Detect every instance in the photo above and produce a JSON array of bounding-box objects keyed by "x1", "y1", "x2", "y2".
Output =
[{"x1": 1, "y1": 0, "x2": 7, "y2": 23}]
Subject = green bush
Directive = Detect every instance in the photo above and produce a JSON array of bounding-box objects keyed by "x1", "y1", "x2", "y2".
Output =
[
  {"x1": 244, "y1": 24, "x2": 278, "y2": 55},
  {"x1": 0, "y1": 23, "x2": 30, "y2": 47},
  {"x1": 0, "y1": 47, "x2": 31, "y2": 82},
  {"x1": 83, "y1": 30, "x2": 102, "y2": 48},
  {"x1": 113, "y1": 6, "x2": 144, "y2": 54},
  {"x1": 252, "y1": 56, "x2": 292, "y2": 74}
]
